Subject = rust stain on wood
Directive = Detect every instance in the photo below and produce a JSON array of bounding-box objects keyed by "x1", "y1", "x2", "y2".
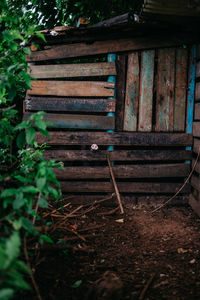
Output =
[{"x1": 28, "y1": 81, "x2": 115, "y2": 97}]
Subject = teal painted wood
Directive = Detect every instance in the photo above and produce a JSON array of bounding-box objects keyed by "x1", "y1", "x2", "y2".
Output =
[
  {"x1": 123, "y1": 52, "x2": 139, "y2": 131},
  {"x1": 186, "y1": 45, "x2": 196, "y2": 161},
  {"x1": 24, "y1": 113, "x2": 115, "y2": 130},
  {"x1": 186, "y1": 45, "x2": 196, "y2": 134},
  {"x1": 107, "y1": 53, "x2": 116, "y2": 151},
  {"x1": 138, "y1": 50, "x2": 155, "y2": 132}
]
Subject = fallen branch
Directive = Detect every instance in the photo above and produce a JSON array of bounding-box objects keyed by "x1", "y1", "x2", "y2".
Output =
[
  {"x1": 139, "y1": 273, "x2": 156, "y2": 300},
  {"x1": 107, "y1": 153, "x2": 124, "y2": 214},
  {"x1": 151, "y1": 147, "x2": 200, "y2": 214},
  {"x1": 43, "y1": 202, "x2": 71, "y2": 218},
  {"x1": 97, "y1": 207, "x2": 119, "y2": 216}
]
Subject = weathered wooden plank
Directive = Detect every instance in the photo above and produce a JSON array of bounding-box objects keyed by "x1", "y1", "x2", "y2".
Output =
[
  {"x1": 191, "y1": 176, "x2": 200, "y2": 192},
  {"x1": 27, "y1": 34, "x2": 200, "y2": 62},
  {"x1": 60, "y1": 181, "x2": 190, "y2": 193},
  {"x1": 173, "y1": 48, "x2": 188, "y2": 131},
  {"x1": 115, "y1": 54, "x2": 126, "y2": 131},
  {"x1": 28, "y1": 81, "x2": 115, "y2": 97},
  {"x1": 189, "y1": 194, "x2": 200, "y2": 217},
  {"x1": 196, "y1": 61, "x2": 200, "y2": 78},
  {"x1": 193, "y1": 122, "x2": 200, "y2": 137},
  {"x1": 29, "y1": 62, "x2": 116, "y2": 78},
  {"x1": 193, "y1": 138, "x2": 200, "y2": 154},
  {"x1": 44, "y1": 149, "x2": 192, "y2": 161},
  {"x1": 155, "y1": 48, "x2": 175, "y2": 132},
  {"x1": 55, "y1": 163, "x2": 190, "y2": 179},
  {"x1": 138, "y1": 50, "x2": 155, "y2": 132},
  {"x1": 123, "y1": 52, "x2": 139, "y2": 131},
  {"x1": 25, "y1": 97, "x2": 115, "y2": 112},
  {"x1": 194, "y1": 103, "x2": 200, "y2": 120},
  {"x1": 195, "y1": 82, "x2": 200, "y2": 101},
  {"x1": 36, "y1": 131, "x2": 193, "y2": 146},
  {"x1": 194, "y1": 160, "x2": 200, "y2": 175},
  {"x1": 24, "y1": 113, "x2": 114, "y2": 130}
]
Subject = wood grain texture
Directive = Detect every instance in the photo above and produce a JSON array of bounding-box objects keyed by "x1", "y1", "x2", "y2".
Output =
[
  {"x1": 55, "y1": 164, "x2": 190, "y2": 179},
  {"x1": 156, "y1": 48, "x2": 175, "y2": 132},
  {"x1": 193, "y1": 138, "x2": 200, "y2": 154},
  {"x1": 191, "y1": 176, "x2": 200, "y2": 192},
  {"x1": 36, "y1": 131, "x2": 193, "y2": 146},
  {"x1": 189, "y1": 194, "x2": 200, "y2": 217},
  {"x1": 24, "y1": 113, "x2": 114, "y2": 130},
  {"x1": 44, "y1": 149, "x2": 192, "y2": 161},
  {"x1": 25, "y1": 97, "x2": 116, "y2": 112},
  {"x1": 123, "y1": 52, "x2": 139, "y2": 131},
  {"x1": 193, "y1": 122, "x2": 200, "y2": 137},
  {"x1": 138, "y1": 50, "x2": 155, "y2": 132},
  {"x1": 27, "y1": 34, "x2": 199, "y2": 62},
  {"x1": 28, "y1": 81, "x2": 115, "y2": 97},
  {"x1": 173, "y1": 48, "x2": 188, "y2": 131},
  {"x1": 60, "y1": 181, "x2": 190, "y2": 193},
  {"x1": 194, "y1": 103, "x2": 200, "y2": 120},
  {"x1": 29, "y1": 62, "x2": 116, "y2": 78},
  {"x1": 195, "y1": 82, "x2": 200, "y2": 101},
  {"x1": 115, "y1": 54, "x2": 126, "y2": 131}
]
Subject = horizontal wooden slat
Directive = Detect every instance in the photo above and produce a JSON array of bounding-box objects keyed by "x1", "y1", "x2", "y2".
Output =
[
  {"x1": 25, "y1": 97, "x2": 115, "y2": 112},
  {"x1": 27, "y1": 34, "x2": 199, "y2": 62},
  {"x1": 191, "y1": 176, "x2": 200, "y2": 192},
  {"x1": 193, "y1": 138, "x2": 200, "y2": 154},
  {"x1": 194, "y1": 103, "x2": 200, "y2": 120},
  {"x1": 55, "y1": 164, "x2": 190, "y2": 179},
  {"x1": 29, "y1": 62, "x2": 116, "y2": 78},
  {"x1": 36, "y1": 131, "x2": 193, "y2": 146},
  {"x1": 24, "y1": 113, "x2": 114, "y2": 130},
  {"x1": 60, "y1": 181, "x2": 190, "y2": 193},
  {"x1": 193, "y1": 122, "x2": 200, "y2": 137},
  {"x1": 44, "y1": 149, "x2": 192, "y2": 161},
  {"x1": 28, "y1": 81, "x2": 115, "y2": 97}
]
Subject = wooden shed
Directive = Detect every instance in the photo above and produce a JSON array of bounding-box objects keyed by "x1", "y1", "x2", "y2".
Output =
[{"x1": 25, "y1": 10, "x2": 200, "y2": 206}]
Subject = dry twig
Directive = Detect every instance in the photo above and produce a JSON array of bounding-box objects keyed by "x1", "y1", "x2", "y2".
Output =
[{"x1": 139, "y1": 273, "x2": 156, "y2": 300}]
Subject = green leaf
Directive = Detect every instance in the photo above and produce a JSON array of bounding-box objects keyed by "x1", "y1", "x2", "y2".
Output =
[
  {"x1": 47, "y1": 186, "x2": 59, "y2": 199},
  {"x1": 21, "y1": 217, "x2": 34, "y2": 232},
  {"x1": 38, "y1": 197, "x2": 48, "y2": 208},
  {"x1": 39, "y1": 235, "x2": 53, "y2": 244},
  {"x1": 15, "y1": 261, "x2": 30, "y2": 274},
  {"x1": 21, "y1": 186, "x2": 38, "y2": 194},
  {"x1": 15, "y1": 120, "x2": 30, "y2": 130},
  {"x1": 13, "y1": 192, "x2": 24, "y2": 209},
  {"x1": 1, "y1": 189, "x2": 17, "y2": 198},
  {"x1": 16, "y1": 131, "x2": 26, "y2": 148},
  {"x1": 12, "y1": 219, "x2": 22, "y2": 230},
  {"x1": 36, "y1": 177, "x2": 46, "y2": 190},
  {"x1": 35, "y1": 119, "x2": 46, "y2": 131},
  {"x1": 0, "y1": 288, "x2": 14, "y2": 300},
  {"x1": 72, "y1": 280, "x2": 82, "y2": 288},
  {"x1": 5, "y1": 232, "x2": 20, "y2": 267},
  {"x1": 26, "y1": 127, "x2": 36, "y2": 145},
  {"x1": 0, "y1": 247, "x2": 7, "y2": 270},
  {"x1": 23, "y1": 47, "x2": 31, "y2": 55},
  {"x1": 36, "y1": 32, "x2": 46, "y2": 42}
]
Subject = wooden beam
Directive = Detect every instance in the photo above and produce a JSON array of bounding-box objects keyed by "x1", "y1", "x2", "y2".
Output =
[
  {"x1": 25, "y1": 97, "x2": 116, "y2": 112},
  {"x1": 44, "y1": 149, "x2": 192, "y2": 161},
  {"x1": 195, "y1": 82, "x2": 200, "y2": 101},
  {"x1": 173, "y1": 48, "x2": 188, "y2": 131},
  {"x1": 193, "y1": 138, "x2": 200, "y2": 154},
  {"x1": 55, "y1": 163, "x2": 190, "y2": 179},
  {"x1": 60, "y1": 181, "x2": 190, "y2": 193},
  {"x1": 29, "y1": 62, "x2": 116, "y2": 78},
  {"x1": 27, "y1": 34, "x2": 200, "y2": 62},
  {"x1": 123, "y1": 52, "x2": 139, "y2": 131},
  {"x1": 193, "y1": 122, "x2": 200, "y2": 137},
  {"x1": 115, "y1": 54, "x2": 126, "y2": 131},
  {"x1": 28, "y1": 81, "x2": 115, "y2": 97},
  {"x1": 36, "y1": 131, "x2": 193, "y2": 146},
  {"x1": 24, "y1": 113, "x2": 114, "y2": 130},
  {"x1": 138, "y1": 50, "x2": 155, "y2": 131},
  {"x1": 194, "y1": 103, "x2": 200, "y2": 120},
  {"x1": 156, "y1": 48, "x2": 175, "y2": 132}
]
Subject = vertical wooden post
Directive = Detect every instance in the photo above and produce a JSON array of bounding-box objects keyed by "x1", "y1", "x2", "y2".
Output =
[
  {"x1": 107, "y1": 53, "x2": 116, "y2": 152},
  {"x1": 186, "y1": 45, "x2": 196, "y2": 163}
]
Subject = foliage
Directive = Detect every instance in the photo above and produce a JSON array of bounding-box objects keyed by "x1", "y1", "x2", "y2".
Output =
[{"x1": 0, "y1": 1, "x2": 61, "y2": 299}]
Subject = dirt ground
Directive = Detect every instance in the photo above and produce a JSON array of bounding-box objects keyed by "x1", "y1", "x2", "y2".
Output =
[{"x1": 18, "y1": 197, "x2": 200, "y2": 300}]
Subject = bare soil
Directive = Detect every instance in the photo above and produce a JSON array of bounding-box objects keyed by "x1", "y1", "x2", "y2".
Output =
[{"x1": 18, "y1": 199, "x2": 200, "y2": 300}]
